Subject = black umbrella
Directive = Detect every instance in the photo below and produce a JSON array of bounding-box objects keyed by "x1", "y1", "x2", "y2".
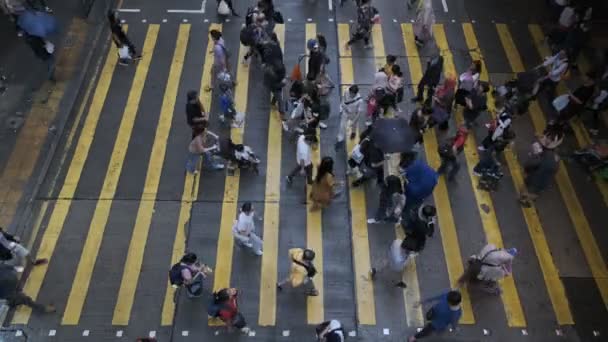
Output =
[{"x1": 370, "y1": 118, "x2": 419, "y2": 153}]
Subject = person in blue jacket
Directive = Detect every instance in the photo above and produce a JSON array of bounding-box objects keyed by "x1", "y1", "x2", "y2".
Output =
[
  {"x1": 399, "y1": 152, "x2": 438, "y2": 213},
  {"x1": 409, "y1": 290, "x2": 462, "y2": 341}
]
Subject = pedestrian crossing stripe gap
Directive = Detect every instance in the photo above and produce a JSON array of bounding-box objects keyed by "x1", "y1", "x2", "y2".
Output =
[
  {"x1": 209, "y1": 29, "x2": 252, "y2": 325},
  {"x1": 496, "y1": 24, "x2": 608, "y2": 314},
  {"x1": 61, "y1": 25, "x2": 160, "y2": 326},
  {"x1": 373, "y1": 24, "x2": 424, "y2": 328},
  {"x1": 528, "y1": 25, "x2": 608, "y2": 207},
  {"x1": 338, "y1": 23, "x2": 377, "y2": 326},
  {"x1": 11, "y1": 26, "x2": 123, "y2": 325},
  {"x1": 161, "y1": 23, "x2": 220, "y2": 326},
  {"x1": 305, "y1": 23, "x2": 325, "y2": 324},
  {"x1": 111, "y1": 23, "x2": 191, "y2": 326},
  {"x1": 258, "y1": 23, "x2": 285, "y2": 327},
  {"x1": 452, "y1": 26, "x2": 574, "y2": 325}
]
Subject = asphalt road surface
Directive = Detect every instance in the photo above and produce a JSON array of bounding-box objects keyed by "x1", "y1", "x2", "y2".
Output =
[{"x1": 5, "y1": 0, "x2": 608, "y2": 341}]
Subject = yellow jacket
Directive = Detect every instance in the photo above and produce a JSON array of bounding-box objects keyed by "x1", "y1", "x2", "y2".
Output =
[{"x1": 288, "y1": 248, "x2": 309, "y2": 287}]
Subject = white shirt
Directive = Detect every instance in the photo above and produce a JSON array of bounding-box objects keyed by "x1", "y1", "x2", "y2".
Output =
[
  {"x1": 233, "y1": 212, "x2": 255, "y2": 237},
  {"x1": 543, "y1": 53, "x2": 568, "y2": 82},
  {"x1": 340, "y1": 90, "x2": 364, "y2": 120},
  {"x1": 296, "y1": 135, "x2": 312, "y2": 166},
  {"x1": 389, "y1": 239, "x2": 409, "y2": 272}
]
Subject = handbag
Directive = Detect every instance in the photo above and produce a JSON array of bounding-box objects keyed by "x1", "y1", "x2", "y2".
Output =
[
  {"x1": 217, "y1": 0, "x2": 231, "y2": 15},
  {"x1": 552, "y1": 94, "x2": 570, "y2": 112}
]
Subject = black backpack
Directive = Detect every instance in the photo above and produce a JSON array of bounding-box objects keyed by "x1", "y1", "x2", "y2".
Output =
[
  {"x1": 240, "y1": 26, "x2": 255, "y2": 46},
  {"x1": 292, "y1": 258, "x2": 317, "y2": 278},
  {"x1": 168, "y1": 263, "x2": 186, "y2": 286}
]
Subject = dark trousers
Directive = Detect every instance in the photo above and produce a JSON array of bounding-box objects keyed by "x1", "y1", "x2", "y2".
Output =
[
  {"x1": 7, "y1": 291, "x2": 47, "y2": 312},
  {"x1": 416, "y1": 81, "x2": 436, "y2": 103},
  {"x1": 112, "y1": 32, "x2": 138, "y2": 56},
  {"x1": 414, "y1": 323, "x2": 437, "y2": 338},
  {"x1": 347, "y1": 30, "x2": 370, "y2": 46},
  {"x1": 437, "y1": 155, "x2": 460, "y2": 180},
  {"x1": 288, "y1": 163, "x2": 313, "y2": 184},
  {"x1": 352, "y1": 166, "x2": 383, "y2": 186}
]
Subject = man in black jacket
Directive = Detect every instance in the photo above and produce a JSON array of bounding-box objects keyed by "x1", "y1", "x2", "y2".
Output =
[{"x1": 412, "y1": 55, "x2": 443, "y2": 105}]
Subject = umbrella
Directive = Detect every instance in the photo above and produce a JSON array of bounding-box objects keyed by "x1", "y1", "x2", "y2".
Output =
[
  {"x1": 17, "y1": 10, "x2": 57, "y2": 38},
  {"x1": 370, "y1": 118, "x2": 420, "y2": 153}
]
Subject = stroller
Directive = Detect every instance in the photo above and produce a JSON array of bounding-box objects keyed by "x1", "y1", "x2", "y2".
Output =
[
  {"x1": 218, "y1": 138, "x2": 261, "y2": 174},
  {"x1": 493, "y1": 68, "x2": 546, "y2": 116}
]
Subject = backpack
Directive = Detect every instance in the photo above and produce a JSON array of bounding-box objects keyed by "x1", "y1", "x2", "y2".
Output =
[
  {"x1": 240, "y1": 26, "x2": 255, "y2": 46},
  {"x1": 292, "y1": 258, "x2": 317, "y2": 278},
  {"x1": 466, "y1": 249, "x2": 499, "y2": 282},
  {"x1": 207, "y1": 301, "x2": 227, "y2": 318},
  {"x1": 168, "y1": 263, "x2": 186, "y2": 286}
]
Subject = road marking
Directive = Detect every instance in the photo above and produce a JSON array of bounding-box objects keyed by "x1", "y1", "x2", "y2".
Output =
[
  {"x1": 11, "y1": 25, "x2": 121, "y2": 325},
  {"x1": 401, "y1": 23, "x2": 470, "y2": 325},
  {"x1": 112, "y1": 24, "x2": 190, "y2": 325},
  {"x1": 328, "y1": 0, "x2": 333, "y2": 11},
  {"x1": 167, "y1": 0, "x2": 206, "y2": 14},
  {"x1": 61, "y1": 25, "x2": 159, "y2": 325},
  {"x1": 160, "y1": 23, "x2": 218, "y2": 326},
  {"x1": 305, "y1": 23, "x2": 324, "y2": 324},
  {"x1": 118, "y1": 8, "x2": 140, "y2": 13},
  {"x1": 211, "y1": 33, "x2": 251, "y2": 311},
  {"x1": 496, "y1": 23, "x2": 608, "y2": 313},
  {"x1": 442, "y1": 0, "x2": 448, "y2": 12},
  {"x1": 338, "y1": 23, "x2": 376, "y2": 326},
  {"x1": 436, "y1": 23, "x2": 573, "y2": 325},
  {"x1": 371, "y1": 25, "x2": 386, "y2": 70},
  {"x1": 528, "y1": 24, "x2": 608, "y2": 207},
  {"x1": 258, "y1": 23, "x2": 284, "y2": 327}
]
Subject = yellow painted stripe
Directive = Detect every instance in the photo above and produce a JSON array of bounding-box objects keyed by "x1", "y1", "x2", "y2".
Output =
[
  {"x1": 61, "y1": 25, "x2": 159, "y2": 325},
  {"x1": 0, "y1": 19, "x2": 88, "y2": 227},
  {"x1": 258, "y1": 23, "x2": 284, "y2": 326},
  {"x1": 528, "y1": 25, "x2": 608, "y2": 206},
  {"x1": 497, "y1": 24, "x2": 608, "y2": 312},
  {"x1": 211, "y1": 36, "x2": 251, "y2": 299},
  {"x1": 402, "y1": 23, "x2": 473, "y2": 325},
  {"x1": 161, "y1": 23, "x2": 220, "y2": 326},
  {"x1": 436, "y1": 24, "x2": 573, "y2": 325},
  {"x1": 338, "y1": 23, "x2": 376, "y2": 325},
  {"x1": 305, "y1": 23, "x2": 324, "y2": 324},
  {"x1": 11, "y1": 26, "x2": 122, "y2": 325},
  {"x1": 111, "y1": 24, "x2": 189, "y2": 325},
  {"x1": 371, "y1": 25, "x2": 386, "y2": 71}
]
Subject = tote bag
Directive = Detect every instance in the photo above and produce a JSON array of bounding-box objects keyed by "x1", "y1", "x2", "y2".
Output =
[{"x1": 218, "y1": 0, "x2": 231, "y2": 15}]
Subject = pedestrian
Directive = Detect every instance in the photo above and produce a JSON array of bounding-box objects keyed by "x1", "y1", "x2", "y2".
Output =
[
  {"x1": 463, "y1": 81, "x2": 489, "y2": 127},
  {"x1": 479, "y1": 99, "x2": 512, "y2": 151},
  {"x1": 534, "y1": 49, "x2": 568, "y2": 98},
  {"x1": 351, "y1": 137, "x2": 385, "y2": 187},
  {"x1": 399, "y1": 152, "x2": 438, "y2": 212},
  {"x1": 519, "y1": 141, "x2": 560, "y2": 207},
  {"x1": 367, "y1": 175, "x2": 406, "y2": 224},
  {"x1": 345, "y1": 0, "x2": 379, "y2": 50},
  {"x1": 409, "y1": 290, "x2": 463, "y2": 341},
  {"x1": 413, "y1": 0, "x2": 435, "y2": 47},
  {"x1": 455, "y1": 60, "x2": 482, "y2": 106},
  {"x1": 554, "y1": 71, "x2": 595, "y2": 124},
  {"x1": 186, "y1": 125, "x2": 224, "y2": 174},
  {"x1": 310, "y1": 157, "x2": 340, "y2": 211},
  {"x1": 286, "y1": 132, "x2": 317, "y2": 187},
  {"x1": 24, "y1": 33, "x2": 55, "y2": 80},
  {"x1": 0, "y1": 264, "x2": 55, "y2": 313},
  {"x1": 216, "y1": 0, "x2": 239, "y2": 17},
  {"x1": 0, "y1": 226, "x2": 47, "y2": 273},
  {"x1": 107, "y1": 10, "x2": 141, "y2": 66},
  {"x1": 437, "y1": 126, "x2": 468, "y2": 181},
  {"x1": 432, "y1": 76, "x2": 456, "y2": 127},
  {"x1": 412, "y1": 55, "x2": 444, "y2": 105},
  {"x1": 185, "y1": 90, "x2": 208, "y2": 138},
  {"x1": 401, "y1": 204, "x2": 437, "y2": 253},
  {"x1": 208, "y1": 288, "x2": 250, "y2": 333},
  {"x1": 369, "y1": 238, "x2": 413, "y2": 288},
  {"x1": 336, "y1": 85, "x2": 365, "y2": 148},
  {"x1": 277, "y1": 248, "x2": 319, "y2": 296},
  {"x1": 206, "y1": 29, "x2": 230, "y2": 92},
  {"x1": 168, "y1": 252, "x2": 212, "y2": 298},
  {"x1": 458, "y1": 244, "x2": 518, "y2": 295},
  {"x1": 316, "y1": 319, "x2": 345, "y2": 342},
  {"x1": 232, "y1": 202, "x2": 263, "y2": 256},
  {"x1": 307, "y1": 38, "x2": 325, "y2": 82},
  {"x1": 386, "y1": 64, "x2": 405, "y2": 111}
]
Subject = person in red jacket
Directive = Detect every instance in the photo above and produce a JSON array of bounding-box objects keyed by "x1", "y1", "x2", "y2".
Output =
[{"x1": 209, "y1": 288, "x2": 250, "y2": 334}]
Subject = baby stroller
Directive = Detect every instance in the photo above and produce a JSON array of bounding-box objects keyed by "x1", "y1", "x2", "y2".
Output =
[
  {"x1": 218, "y1": 138, "x2": 261, "y2": 174},
  {"x1": 493, "y1": 68, "x2": 545, "y2": 116}
]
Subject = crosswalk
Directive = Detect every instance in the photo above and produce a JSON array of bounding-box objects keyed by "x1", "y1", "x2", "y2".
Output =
[{"x1": 9, "y1": 19, "x2": 608, "y2": 340}]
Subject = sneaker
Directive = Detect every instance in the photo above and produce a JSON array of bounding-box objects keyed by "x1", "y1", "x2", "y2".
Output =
[
  {"x1": 44, "y1": 6, "x2": 53, "y2": 13},
  {"x1": 307, "y1": 289, "x2": 319, "y2": 296},
  {"x1": 319, "y1": 122, "x2": 328, "y2": 129},
  {"x1": 350, "y1": 132, "x2": 356, "y2": 140},
  {"x1": 364, "y1": 44, "x2": 373, "y2": 49},
  {"x1": 276, "y1": 283, "x2": 283, "y2": 291},
  {"x1": 285, "y1": 176, "x2": 293, "y2": 185},
  {"x1": 118, "y1": 59, "x2": 129, "y2": 66},
  {"x1": 44, "y1": 304, "x2": 57, "y2": 313},
  {"x1": 369, "y1": 268, "x2": 377, "y2": 279},
  {"x1": 367, "y1": 218, "x2": 379, "y2": 224},
  {"x1": 472, "y1": 170, "x2": 482, "y2": 177},
  {"x1": 33, "y1": 258, "x2": 48, "y2": 266},
  {"x1": 477, "y1": 146, "x2": 486, "y2": 151},
  {"x1": 14, "y1": 266, "x2": 24, "y2": 273},
  {"x1": 254, "y1": 250, "x2": 263, "y2": 256},
  {"x1": 214, "y1": 164, "x2": 225, "y2": 170},
  {"x1": 244, "y1": 242, "x2": 253, "y2": 248},
  {"x1": 241, "y1": 327, "x2": 250, "y2": 334},
  {"x1": 132, "y1": 54, "x2": 143, "y2": 61},
  {"x1": 395, "y1": 281, "x2": 407, "y2": 288},
  {"x1": 282, "y1": 121, "x2": 289, "y2": 132}
]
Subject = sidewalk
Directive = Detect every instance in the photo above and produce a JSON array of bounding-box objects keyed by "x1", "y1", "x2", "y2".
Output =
[{"x1": 0, "y1": 0, "x2": 113, "y2": 239}]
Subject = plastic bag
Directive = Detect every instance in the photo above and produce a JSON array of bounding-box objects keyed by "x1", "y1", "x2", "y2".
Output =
[{"x1": 217, "y1": 0, "x2": 231, "y2": 15}]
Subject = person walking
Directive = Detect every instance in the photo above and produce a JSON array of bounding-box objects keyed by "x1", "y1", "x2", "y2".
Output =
[
  {"x1": 0, "y1": 227, "x2": 47, "y2": 273},
  {"x1": 455, "y1": 60, "x2": 482, "y2": 106},
  {"x1": 168, "y1": 252, "x2": 212, "y2": 298},
  {"x1": 0, "y1": 264, "x2": 55, "y2": 313},
  {"x1": 413, "y1": 0, "x2": 435, "y2": 47},
  {"x1": 554, "y1": 71, "x2": 595, "y2": 124},
  {"x1": 316, "y1": 319, "x2": 345, "y2": 342},
  {"x1": 286, "y1": 132, "x2": 317, "y2": 186},
  {"x1": 208, "y1": 288, "x2": 250, "y2": 333},
  {"x1": 458, "y1": 244, "x2": 518, "y2": 295},
  {"x1": 232, "y1": 202, "x2": 263, "y2": 256},
  {"x1": 310, "y1": 157, "x2": 339, "y2": 211},
  {"x1": 108, "y1": 10, "x2": 141, "y2": 65},
  {"x1": 519, "y1": 141, "x2": 560, "y2": 207},
  {"x1": 336, "y1": 85, "x2": 365, "y2": 148},
  {"x1": 463, "y1": 81, "x2": 489, "y2": 127},
  {"x1": 412, "y1": 55, "x2": 443, "y2": 105},
  {"x1": 345, "y1": 0, "x2": 379, "y2": 50},
  {"x1": 409, "y1": 290, "x2": 463, "y2": 341},
  {"x1": 185, "y1": 90, "x2": 208, "y2": 138},
  {"x1": 437, "y1": 126, "x2": 468, "y2": 181},
  {"x1": 367, "y1": 175, "x2": 406, "y2": 224},
  {"x1": 277, "y1": 248, "x2": 319, "y2": 296},
  {"x1": 206, "y1": 29, "x2": 230, "y2": 92},
  {"x1": 479, "y1": 99, "x2": 512, "y2": 151},
  {"x1": 369, "y1": 237, "x2": 413, "y2": 288},
  {"x1": 402, "y1": 204, "x2": 437, "y2": 253},
  {"x1": 534, "y1": 49, "x2": 568, "y2": 97},
  {"x1": 186, "y1": 125, "x2": 224, "y2": 174}
]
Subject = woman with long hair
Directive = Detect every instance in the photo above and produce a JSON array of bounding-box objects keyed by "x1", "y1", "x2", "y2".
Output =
[{"x1": 310, "y1": 156, "x2": 337, "y2": 210}]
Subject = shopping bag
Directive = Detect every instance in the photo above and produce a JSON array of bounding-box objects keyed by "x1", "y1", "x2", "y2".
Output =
[{"x1": 218, "y1": 0, "x2": 231, "y2": 15}]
